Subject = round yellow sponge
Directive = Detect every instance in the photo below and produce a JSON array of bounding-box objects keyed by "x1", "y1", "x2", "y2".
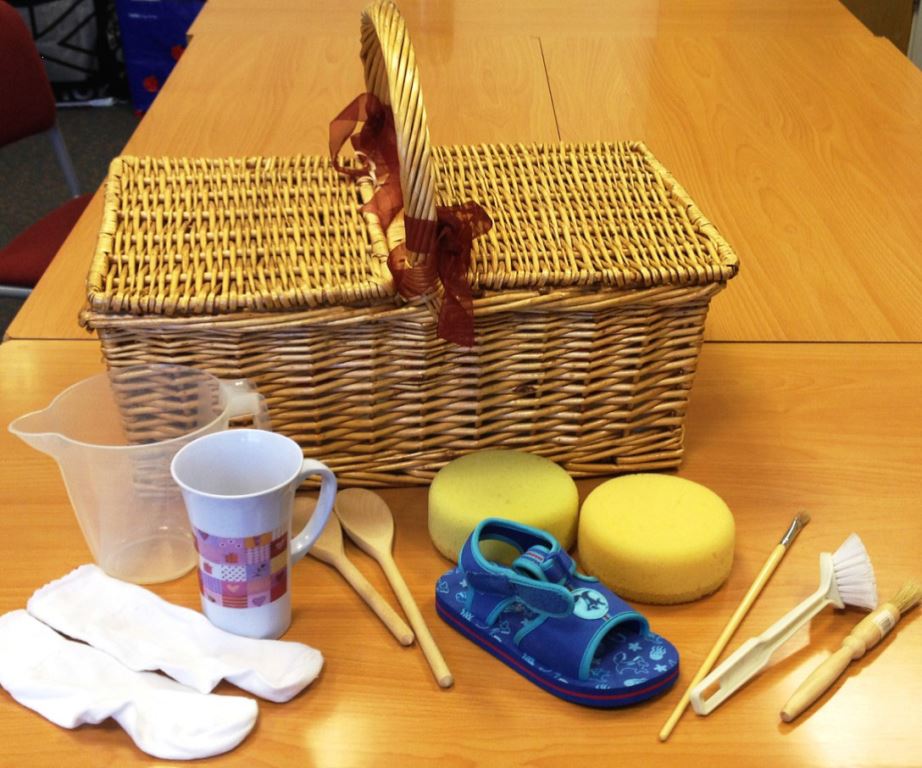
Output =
[
  {"x1": 579, "y1": 474, "x2": 734, "y2": 604},
  {"x1": 428, "y1": 450, "x2": 579, "y2": 562}
]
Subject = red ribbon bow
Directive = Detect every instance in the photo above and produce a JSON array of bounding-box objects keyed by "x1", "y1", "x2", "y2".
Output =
[
  {"x1": 330, "y1": 93, "x2": 492, "y2": 347},
  {"x1": 329, "y1": 93, "x2": 404, "y2": 234}
]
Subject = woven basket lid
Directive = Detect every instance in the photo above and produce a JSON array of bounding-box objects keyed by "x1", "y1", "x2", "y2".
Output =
[{"x1": 86, "y1": 142, "x2": 737, "y2": 318}]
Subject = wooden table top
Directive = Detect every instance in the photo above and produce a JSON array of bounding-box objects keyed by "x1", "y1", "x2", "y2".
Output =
[
  {"x1": 543, "y1": 33, "x2": 922, "y2": 342},
  {"x1": 7, "y1": 1, "x2": 922, "y2": 342},
  {"x1": 1, "y1": 339, "x2": 920, "y2": 766},
  {"x1": 188, "y1": 0, "x2": 871, "y2": 40}
]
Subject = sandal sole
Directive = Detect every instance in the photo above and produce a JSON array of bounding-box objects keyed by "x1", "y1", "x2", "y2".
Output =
[{"x1": 436, "y1": 590, "x2": 679, "y2": 708}]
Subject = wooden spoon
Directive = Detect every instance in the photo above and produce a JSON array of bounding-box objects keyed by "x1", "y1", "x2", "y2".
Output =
[
  {"x1": 335, "y1": 488, "x2": 454, "y2": 689},
  {"x1": 298, "y1": 496, "x2": 414, "y2": 646}
]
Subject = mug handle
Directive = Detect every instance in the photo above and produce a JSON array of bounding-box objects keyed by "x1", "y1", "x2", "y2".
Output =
[
  {"x1": 219, "y1": 378, "x2": 271, "y2": 429},
  {"x1": 290, "y1": 459, "x2": 337, "y2": 563}
]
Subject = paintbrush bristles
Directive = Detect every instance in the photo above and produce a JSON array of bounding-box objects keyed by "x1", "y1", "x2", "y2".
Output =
[
  {"x1": 780, "y1": 512, "x2": 811, "y2": 547},
  {"x1": 889, "y1": 581, "x2": 922, "y2": 615}
]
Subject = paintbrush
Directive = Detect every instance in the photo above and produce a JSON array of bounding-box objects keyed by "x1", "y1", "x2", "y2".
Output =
[
  {"x1": 690, "y1": 532, "x2": 878, "y2": 716},
  {"x1": 781, "y1": 580, "x2": 922, "y2": 722},
  {"x1": 658, "y1": 512, "x2": 810, "y2": 741}
]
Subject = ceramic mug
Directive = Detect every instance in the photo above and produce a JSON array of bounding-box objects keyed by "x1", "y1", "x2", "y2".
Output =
[{"x1": 170, "y1": 429, "x2": 335, "y2": 639}]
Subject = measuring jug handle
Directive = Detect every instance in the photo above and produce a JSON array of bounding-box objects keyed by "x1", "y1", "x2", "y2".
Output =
[{"x1": 219, "y1": 379, "x2": 271, "y2": 430}]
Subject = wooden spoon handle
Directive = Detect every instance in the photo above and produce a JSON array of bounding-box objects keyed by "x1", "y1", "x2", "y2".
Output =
[
  {"x1": 334, "y1": 555, "x2": 415, "y2": 646},
  {"x1": 380, "y1": 556, "x2": 453, "y2": 689}
]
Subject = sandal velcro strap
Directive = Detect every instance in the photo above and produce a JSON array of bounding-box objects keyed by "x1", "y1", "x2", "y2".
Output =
[
  {"x1": 512, "y1": 545, "x2": 573, "y2": 584},
  {"x1": 460, "y1": 519, "x2": 575, "y2": 617}
]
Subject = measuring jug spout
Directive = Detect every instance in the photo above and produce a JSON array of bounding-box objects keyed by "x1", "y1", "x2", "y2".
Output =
[{"x1": 8, "y1": 408, "x2": 65, "y2": 459}]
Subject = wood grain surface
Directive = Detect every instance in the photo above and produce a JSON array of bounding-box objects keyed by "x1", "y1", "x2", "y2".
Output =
[
  {"x1": 188, "y1": 0, "x2": 870, "y2": 40},
  {"x1": 3, "y1": 3, "x2": 921, "y2": 765},
  {"x1": 1, "y1": 340, "x2": 920, "y2": 766},
  {"x1": 543, "y1": 33, "x2": 922, "y2": 342}
]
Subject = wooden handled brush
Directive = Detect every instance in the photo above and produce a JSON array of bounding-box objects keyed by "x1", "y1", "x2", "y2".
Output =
[
  {"x1": 658, "y1": 513, "x2": 810, "y2": 742},
  {"x1": 690, "y1": 532, "x2": 878, "y2": 716},
  {"x1": 781, "y1": 580, "x2": 922, "y2": 722}
]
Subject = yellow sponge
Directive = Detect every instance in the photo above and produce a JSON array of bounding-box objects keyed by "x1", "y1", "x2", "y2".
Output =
[
  {"x1": 428, "y1": 450, "x2": 578, "y2": 562},
  {"x1": 579, "y1": 474, "x2": 734, "y2": 604}
]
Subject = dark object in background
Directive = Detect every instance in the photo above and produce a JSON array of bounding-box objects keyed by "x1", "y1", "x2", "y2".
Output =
[
  {"x1": 840, "y1": 0, "x2": 915, "y2": 54},
  {"x1": 12, "y1": 0, "x2": 127, "y2": 105},
  {"x1": 115, "y1": 0, "x2": 204, "y2": 113},
  {"x1": 0, "y1": 0, "x2": 92, "y2": 296}
]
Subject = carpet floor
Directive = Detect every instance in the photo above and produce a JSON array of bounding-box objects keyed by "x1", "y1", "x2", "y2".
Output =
[{"x1": 0, "y1": 104, "x2": 137, "y2": 337}]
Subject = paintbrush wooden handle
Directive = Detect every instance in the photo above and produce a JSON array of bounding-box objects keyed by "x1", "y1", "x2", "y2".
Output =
[
  {"x1": 659, "y1": 543, "x2": 788, "y2": 741},
  {"x1": 380, "y1": 557, "x2": 454, "y2": 689},
  {"x1": 660, "y1": 512, "x2": 810, "y2": 741},
  {"x1": 780, "y1": 603, "x2": 899, "y2": 722},
  {"x1": 780, "y1": 646, "x2": 853, "y2": 722}
]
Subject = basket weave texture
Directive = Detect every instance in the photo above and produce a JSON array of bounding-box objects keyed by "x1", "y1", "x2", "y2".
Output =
[{"x1": 83, "y1": 1, "x2": 738, "y2": 486}]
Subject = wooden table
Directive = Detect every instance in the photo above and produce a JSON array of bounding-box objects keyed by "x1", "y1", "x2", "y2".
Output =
[
  {"x1": 2, "y1": 340, "x2": 921, "y2": 766},
  {"x1": 543, "y1": 32, "x2": 922, "y2": 341},
  {"x1": 7, "y1": 1, "x2": 922, "y2": 342},
  {"x1": 188, "y1": 0, "x2": 872, "y2": 40}
]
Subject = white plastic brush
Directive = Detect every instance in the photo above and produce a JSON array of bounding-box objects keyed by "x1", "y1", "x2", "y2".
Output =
[{"x1": 689, "y1": 533, "x2": 877, "y2": 716}]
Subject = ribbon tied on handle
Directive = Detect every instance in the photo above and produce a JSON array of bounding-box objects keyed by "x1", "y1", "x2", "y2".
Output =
[
  {"x1": 330, "y1": 93, "x2": 492, "y2": 347},
  {"x1": 329, "y1": 92, "x2": 404, "y2": 235}
]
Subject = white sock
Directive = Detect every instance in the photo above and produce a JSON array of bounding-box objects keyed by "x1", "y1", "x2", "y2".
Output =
[
  {"x1": 27, "y1": 565, "x2": 322, "y2": 703},
  {"x1": 0, "y1": 610, "x2": 257, "y2": 760}
]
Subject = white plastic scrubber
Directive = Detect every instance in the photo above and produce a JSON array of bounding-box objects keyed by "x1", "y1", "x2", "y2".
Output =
[{"x1": 689, "y1": 533, "x2": 877, "y2": 716}]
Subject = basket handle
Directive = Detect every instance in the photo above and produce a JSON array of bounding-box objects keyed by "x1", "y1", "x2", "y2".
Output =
[
  {"x1": 353, "y1": 1, "x2": 492, "y2": 347},
  {"x1": 359, "y1": 0, "x2": 438, "y2": 239}
]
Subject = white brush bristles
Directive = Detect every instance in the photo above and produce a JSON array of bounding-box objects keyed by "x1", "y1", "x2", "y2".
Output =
[{"x1": 832, "y1": 533, "x2": 878, "y2": 610}]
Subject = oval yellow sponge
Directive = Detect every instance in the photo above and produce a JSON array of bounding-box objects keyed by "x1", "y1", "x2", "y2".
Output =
[
  {"x1": 428, "y1": 450, "x2": 579, "y2": 562},
  {"x1": 579, "y1": 474, "x2": 734, "y2": 604}
]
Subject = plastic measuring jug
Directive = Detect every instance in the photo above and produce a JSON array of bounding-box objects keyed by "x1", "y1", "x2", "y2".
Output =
[{"x1": 9, "y1": 364, "x2": 270, "y2": 584}]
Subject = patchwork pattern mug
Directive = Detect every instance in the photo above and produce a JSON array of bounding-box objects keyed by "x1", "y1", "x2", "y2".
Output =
[{"x1": 171, "y1": 429, "x2": 335, "y2": 639}]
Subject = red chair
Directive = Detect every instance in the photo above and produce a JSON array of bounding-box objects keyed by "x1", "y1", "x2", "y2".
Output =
[{"x1": 0, "y1": 0, "x2": 92, "y2": 298}]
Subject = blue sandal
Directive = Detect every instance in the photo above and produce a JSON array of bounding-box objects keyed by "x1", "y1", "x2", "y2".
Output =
[{"x1": 435, "y1": 518, "x2": 679, "y2": 707}]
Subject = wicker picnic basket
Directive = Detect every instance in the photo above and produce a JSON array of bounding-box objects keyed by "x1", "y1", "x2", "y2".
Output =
[{"x1": 81, "y1": 0, "x2": 738, "y2": 487}]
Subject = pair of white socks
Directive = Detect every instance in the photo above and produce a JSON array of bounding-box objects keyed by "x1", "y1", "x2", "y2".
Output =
[
  {"x1": 0, "y1": 610, "x2": 257, "y2": 761},
  {"x1": 0, "y1": 565, "x2": 324, "y2": 760}
]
